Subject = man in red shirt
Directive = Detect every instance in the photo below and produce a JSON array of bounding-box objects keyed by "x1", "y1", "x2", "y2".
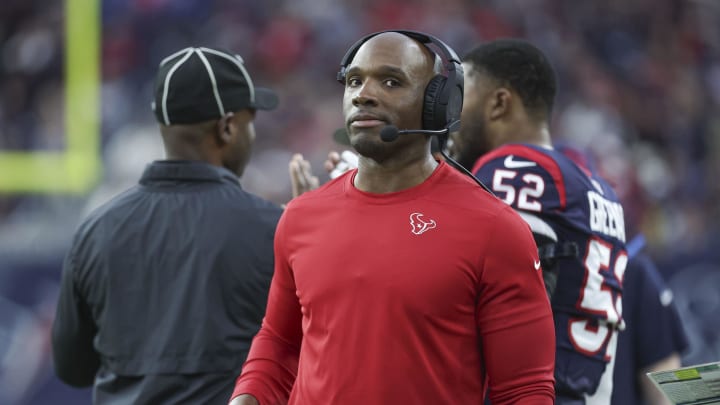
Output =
[{"x1": 230, "y1": 30, "x2": 555, "y2": 405}]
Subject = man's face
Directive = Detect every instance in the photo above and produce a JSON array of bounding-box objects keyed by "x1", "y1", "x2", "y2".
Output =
[
  {"x1": 449, "y1": 63, "x2": 495, "y2": 169},
  {"x1": 342, "y1": 33, "x2": 435, "y2": 159}
]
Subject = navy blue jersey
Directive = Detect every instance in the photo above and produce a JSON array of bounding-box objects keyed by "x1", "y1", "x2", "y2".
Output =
[{"x1": 473, "y1": 143, "x2": 627, "y2": 402}]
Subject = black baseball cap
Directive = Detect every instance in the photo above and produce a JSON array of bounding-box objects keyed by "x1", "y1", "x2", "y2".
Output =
[{"x1": 152, "y1": 47, "x2": 279, "y2": 125}]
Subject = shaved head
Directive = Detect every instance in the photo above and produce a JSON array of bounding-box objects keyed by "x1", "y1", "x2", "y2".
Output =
[{"x1": 342, "y1": 32, "x2": 438, "y2": 161}]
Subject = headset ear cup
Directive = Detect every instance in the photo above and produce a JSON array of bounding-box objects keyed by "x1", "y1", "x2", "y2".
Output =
[
  {"x1": 447, "y1": 82, "x2": 463, "y2": 129},
  {"x1": 423, "y1": 75, "x2": 447, "y2": 130}
]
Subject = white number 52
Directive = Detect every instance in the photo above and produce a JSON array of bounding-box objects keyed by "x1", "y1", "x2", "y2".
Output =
[{"x1": 492, "y1": 169, "x2": 545, "y2": 212}]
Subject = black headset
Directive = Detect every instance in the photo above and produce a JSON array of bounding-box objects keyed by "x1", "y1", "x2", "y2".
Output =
[{"x1": 336, "y1": 30, "x2": 464, "y2": 133}]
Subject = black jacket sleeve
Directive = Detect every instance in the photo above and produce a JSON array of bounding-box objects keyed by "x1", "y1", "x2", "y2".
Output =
[{"x1": 51, "y1": 246, "x2": 100, "y2": 387}]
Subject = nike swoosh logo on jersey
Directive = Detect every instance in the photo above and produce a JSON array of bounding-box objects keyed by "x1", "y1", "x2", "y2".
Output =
[
  {"x1": 534, "y1": 260, "x2": 541, "y2": 270},
  {"x1": 504, "y1": 155, "x2": 537, "y2": 169}
]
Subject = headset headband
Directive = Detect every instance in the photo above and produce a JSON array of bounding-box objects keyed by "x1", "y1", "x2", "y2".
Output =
[{"x1": 337, "y1": 30, "x2": 462, "y2": 84}]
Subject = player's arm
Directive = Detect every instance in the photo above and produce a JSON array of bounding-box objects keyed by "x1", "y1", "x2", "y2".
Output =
[
  {"x1": 516, "y1": 211, "x2": 578, "y2": 299},
  {"x1": 477, "y1": 207, "x2": 556, "y2": 405},
  {"x1": 631, "y1": 254, "x2": 689, "y2": 405},
  {"x1": 51, "y1": 246, "x2": 101, "y2": 387},
  {"x1": 640, "y1": 354, "x2": 681, "y2": 405},
  {"x1": 230, "y1": 212, "x2": 303, "y2": 405}
]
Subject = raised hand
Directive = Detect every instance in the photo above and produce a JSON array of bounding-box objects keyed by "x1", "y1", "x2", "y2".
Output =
[
  {"x1": 327, "y1": 150, "x2": 359, "y2": 179},
  {"x1": 289, "y1": 153, "x2": 320, "y2": 198},
  {"x1": 289, "y1": 150, "x2": 359, "y2": 200}
]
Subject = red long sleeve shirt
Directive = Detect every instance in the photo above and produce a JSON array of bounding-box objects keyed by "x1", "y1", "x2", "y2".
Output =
[{"x1": 232, "y1": 162, "x2": 555, "y2": 404}]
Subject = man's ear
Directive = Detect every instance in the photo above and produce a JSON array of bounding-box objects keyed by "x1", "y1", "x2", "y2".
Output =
[
  {"x1": 488, "y1": 87, "x2": 512, "y2": 121},
  {"x1": 216, "y1": 112, "x2": 235, "y2": 146}
]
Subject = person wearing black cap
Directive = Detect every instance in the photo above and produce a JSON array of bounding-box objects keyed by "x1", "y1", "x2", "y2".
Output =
[{"x1": 51, "y1": 47, "x2": 282, "y2": 404}]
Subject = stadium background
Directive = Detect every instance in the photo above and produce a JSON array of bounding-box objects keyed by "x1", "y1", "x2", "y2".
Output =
[{"x1": 1, "y1": 0, "x2": 718, "y2": 403}]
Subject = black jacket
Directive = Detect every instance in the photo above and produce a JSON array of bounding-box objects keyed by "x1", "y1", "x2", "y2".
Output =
[{"x1": 51, "y1": 160, "x2": 282, "y2": 404}]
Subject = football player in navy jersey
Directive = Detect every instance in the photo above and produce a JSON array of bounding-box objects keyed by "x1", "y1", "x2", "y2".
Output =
[
  {"x1": 555, "y1": 145, "x2": 689, "y2": 405},
  {"x1": 450, "y1": 39, "x2": 627, "y2": 404}
]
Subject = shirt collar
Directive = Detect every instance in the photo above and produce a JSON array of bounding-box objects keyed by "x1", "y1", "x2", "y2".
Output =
[{"x1": 140, "y1": 160, "x2": 239, "y2": 185}]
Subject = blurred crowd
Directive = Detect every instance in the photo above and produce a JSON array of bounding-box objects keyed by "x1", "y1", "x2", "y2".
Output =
[{"x1": 1, "y1": 0, "x2": 719, "y2": 403}]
